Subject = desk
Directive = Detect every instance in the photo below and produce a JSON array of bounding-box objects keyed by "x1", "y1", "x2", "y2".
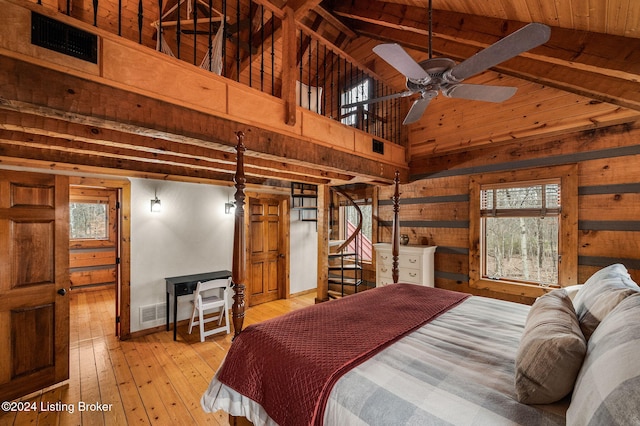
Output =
[{"x1": 165, "y1": 270, "x2": 232, "y2": 341}]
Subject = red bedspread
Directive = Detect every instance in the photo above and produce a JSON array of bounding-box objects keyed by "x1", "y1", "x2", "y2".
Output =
[{"x1": 217, "y1": 284, "x2": 469, "y2": 426}]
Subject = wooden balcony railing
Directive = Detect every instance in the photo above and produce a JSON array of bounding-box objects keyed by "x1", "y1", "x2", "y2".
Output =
[{"x1": 31, "y1": 0, "x2": 406, "y2": 145}]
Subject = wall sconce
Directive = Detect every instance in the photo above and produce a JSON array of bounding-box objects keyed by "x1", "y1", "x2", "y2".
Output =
[
  {"x1": 150, "y1": 190, "x2": 162, "y2": 213},
  {"x1": 224, "y1": 192, "x2": 235, "y2": 214}
]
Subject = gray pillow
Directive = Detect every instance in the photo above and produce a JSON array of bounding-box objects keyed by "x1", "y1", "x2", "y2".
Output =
[
  {"x1": 567, "y1": 293, "x2": 640, "y2": 425},
  {"x1": 573, "y1": 264, "x2": 639, "y2": 340},
  {"x1": 515, "y1": 289, "x2": 587, "y2": 404}
]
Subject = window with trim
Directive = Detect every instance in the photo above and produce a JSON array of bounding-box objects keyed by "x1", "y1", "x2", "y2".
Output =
[
  {"x1": 341, "y1": 79, "x2": 370, "y2": 127},
  {"x1": 469, "y1": 165, "x2": 577, "y2": 297}
]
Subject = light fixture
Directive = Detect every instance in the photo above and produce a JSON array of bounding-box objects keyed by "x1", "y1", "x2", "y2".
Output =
[
  {"x1": 225, "y1": 192, "x2": 235, "y2": 214},
  {"x1": 150, "y1": 190, "x2": 162, "y2": 213}
]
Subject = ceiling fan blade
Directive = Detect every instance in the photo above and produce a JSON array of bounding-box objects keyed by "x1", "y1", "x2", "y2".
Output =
[
  {"x1": 443, "y1": 84, "x2": 517, "y2": 103},
  {"x1": 403, "y1": 96, "x2": 433, "y2": 125},
  {"x1": 373, "y1": 44, "x2": 431, "y2": 81},
  {"x1": 447, "y1": 23, "x2": 551, "y2": 82},
  {"x1": 341, "y1": 91, "x2": 414, "y2": 109}
]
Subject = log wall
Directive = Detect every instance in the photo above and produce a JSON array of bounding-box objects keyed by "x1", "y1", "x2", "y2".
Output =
[{"x1": 379, "y1": 122, "x2": 640, "y2": 305}]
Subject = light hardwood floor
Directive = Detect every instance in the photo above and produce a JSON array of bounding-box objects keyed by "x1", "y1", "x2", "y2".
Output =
[{"x1": 1, "y1": 288, "x2": 315, "y2": 425}]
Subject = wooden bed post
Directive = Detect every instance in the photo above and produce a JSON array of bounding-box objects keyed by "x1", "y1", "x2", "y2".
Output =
[
  {"x1": 392, "y1": 170, "x2": 400, "y2": 284},
  {"x1": 232, "y1": 131, "x2": 246, "y2": 337}
]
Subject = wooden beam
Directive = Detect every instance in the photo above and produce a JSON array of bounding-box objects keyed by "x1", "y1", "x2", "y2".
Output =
[
  {"x1": 313, "y1": 6, "x2": 357, "y2": 39},
  {"x1": 0, "y1": 110, "x2": 355, "y2": 183},
  {"x1": 333, "y1": 0, "x2": 640, "y2": 112},
  {"x1": 315, "y1": 184, "x2": 330, "y2": 303},
  {"x1": 281, "y1": 6, "x2": 298, "y2": 125},
  {"x1": 0, "y1": 56, "x2": 402, "y2": 183}
]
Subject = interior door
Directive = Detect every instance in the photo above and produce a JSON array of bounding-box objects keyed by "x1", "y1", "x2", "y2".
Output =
[
  {"x1": 248, "y1": 197, "x2": 285, "y2": 306},
  {"x1": 0, "y1": 171, "x2": 69, "y2": 402}
]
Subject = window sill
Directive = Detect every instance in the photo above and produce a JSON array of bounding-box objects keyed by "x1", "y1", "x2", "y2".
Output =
[{"x1": 469, "y1": 278, "x2": 555, "y2": 298}]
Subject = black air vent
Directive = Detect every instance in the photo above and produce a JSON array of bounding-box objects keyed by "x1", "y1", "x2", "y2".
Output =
[
  {"x1": 372, "y1": 139, "x2": 385, "y2": 155},
  {"x1": 31, "y1": 12, "x2": 98, "y2": 64}
]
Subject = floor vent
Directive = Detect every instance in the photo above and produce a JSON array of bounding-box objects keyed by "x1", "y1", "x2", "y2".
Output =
[
  {"x1": 31, "y1": 12, "x2": 98, "y2": 63},
  {"x1": 140, "y1": 303, "x2": 167, "y2": 324}
]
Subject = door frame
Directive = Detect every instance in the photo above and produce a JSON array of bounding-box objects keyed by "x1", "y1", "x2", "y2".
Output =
[
  {"x1": 69, "y1": 176, "x2": 131, "y2": 339},
  {"x1": 244, "y1": 191, "x2": 290, "y2": 307}
]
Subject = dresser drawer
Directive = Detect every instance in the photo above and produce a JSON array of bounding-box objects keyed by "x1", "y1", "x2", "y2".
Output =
[{"x1": 399, "y1": 268, "x2": 422, "y2": 284}]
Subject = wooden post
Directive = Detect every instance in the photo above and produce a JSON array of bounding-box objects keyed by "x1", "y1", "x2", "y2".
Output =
[
  {"x1": 316, "y1": 184, "x2": 329, "y2": 303},
  {"x1": 232, "y1": 131, "x2": 246, "y2": 337},
  {"x1": 392, "y1": 170, "x2": 400, "y2": 283},
  {"x1": 281, "y1": 6, "x2": 297, "y2": 126}
]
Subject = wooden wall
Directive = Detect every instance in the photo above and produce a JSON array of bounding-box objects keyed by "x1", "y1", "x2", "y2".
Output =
[{"x1": 379, "y1": 122, "x2": 640, "y2": 305}]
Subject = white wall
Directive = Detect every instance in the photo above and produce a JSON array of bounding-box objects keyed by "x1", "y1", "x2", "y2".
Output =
[
  {"x1": 130, "y1": 178, "x2": 235, "y2": 332},
  {"x1": 290, "y1": 213, "x2": 318, "y2": 294},
  {"x1": 129, "y1": 178, "x2": 317, "y2": 332}
]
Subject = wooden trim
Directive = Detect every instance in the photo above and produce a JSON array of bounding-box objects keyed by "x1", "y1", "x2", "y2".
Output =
[
  {"x1": 468, "y1": 164, "x2": 578, "y2": 297},
  {"x1": 68, "y1": 176, "x2": 132, "y2": 339},
  {"x1": 315, "y1": 184, "x2": 330, "y2": 303}
]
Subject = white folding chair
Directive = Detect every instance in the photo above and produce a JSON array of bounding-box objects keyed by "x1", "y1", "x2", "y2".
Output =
[{"x1": 188, "y1": 277, "x2": 231, "y2": 342}]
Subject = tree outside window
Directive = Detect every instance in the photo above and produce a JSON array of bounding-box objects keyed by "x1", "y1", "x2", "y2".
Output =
[{"x1": 469, "y1": 165, "x2": 578, "y2": 298}]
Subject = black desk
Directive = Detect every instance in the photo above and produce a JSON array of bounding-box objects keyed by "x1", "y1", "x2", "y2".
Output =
[{"x1": 165, "y1": 270, "x2": 232, "y2": 341}]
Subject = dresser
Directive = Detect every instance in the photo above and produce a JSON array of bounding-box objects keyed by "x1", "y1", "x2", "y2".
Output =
[{"x1": 373, "y1": 243, "x2": 436, "y2": 287}]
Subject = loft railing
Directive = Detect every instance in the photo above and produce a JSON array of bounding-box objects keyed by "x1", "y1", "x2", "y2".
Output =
[{"x1": 36, "y1": 0, "x2": 405, "y2": 145}]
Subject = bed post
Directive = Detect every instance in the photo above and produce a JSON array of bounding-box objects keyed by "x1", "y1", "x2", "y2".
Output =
[
  {"x1": 232, "y1": 131, "x2": 246, "y2": 337},
  {"x1": 392, "y1": 170, "x2": 400, "y2": 283}
]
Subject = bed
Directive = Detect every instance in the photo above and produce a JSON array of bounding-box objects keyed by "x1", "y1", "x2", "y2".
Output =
[{"x1": 202, "y1": 132, "x2": 640, "y2": 425}]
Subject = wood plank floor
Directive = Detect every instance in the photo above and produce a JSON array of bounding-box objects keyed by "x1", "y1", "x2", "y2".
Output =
[{"x1": 1, "y1": 288, "x2": 315, "y2": 425}]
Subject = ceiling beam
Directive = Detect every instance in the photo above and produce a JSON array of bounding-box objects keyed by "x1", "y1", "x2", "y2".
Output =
[
  {"x1": 333, "y1": 0, "x2": 640, "y2": 111},
  {"x1": 0, "y1": 55, "x2": 402, "y2": 183}
]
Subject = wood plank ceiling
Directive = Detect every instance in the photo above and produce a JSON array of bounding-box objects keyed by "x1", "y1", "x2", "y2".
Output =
[{"x1": 1, "y1": 0, "x2": 639, "y2": 185}]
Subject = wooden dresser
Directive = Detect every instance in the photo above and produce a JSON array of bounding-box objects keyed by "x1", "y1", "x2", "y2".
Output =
[{"x1": 373, "y1": 243, "x2": 436, "y2": 287}]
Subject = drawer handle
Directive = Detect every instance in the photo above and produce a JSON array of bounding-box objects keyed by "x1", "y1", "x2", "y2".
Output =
[
  {"x1": 409, "y1": 259, "x2": 417, "y2": 263},
  {"x1": 380, "y1": 255, "x2": 388, "y2": 260},
  {"x1": 409, "y1": 272, "x2": 417, "y2": 277},
  {"x1": 381, "y1": 267, "x2": 387, "y2": 273}
]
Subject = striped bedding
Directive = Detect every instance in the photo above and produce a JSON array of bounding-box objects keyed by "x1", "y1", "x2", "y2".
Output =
[{"x1": 203, "y1": 295, "x2": 568, "y2": 425}]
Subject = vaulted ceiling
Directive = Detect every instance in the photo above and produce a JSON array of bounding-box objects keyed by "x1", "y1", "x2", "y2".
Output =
[{"x1": 304, "y1": 0, "x2": 640, "y2": 162}]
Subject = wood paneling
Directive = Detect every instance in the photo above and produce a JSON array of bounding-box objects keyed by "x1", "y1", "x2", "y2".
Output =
[{"x1": 379, "y1": 124, "x2": 640, "y2": 303}]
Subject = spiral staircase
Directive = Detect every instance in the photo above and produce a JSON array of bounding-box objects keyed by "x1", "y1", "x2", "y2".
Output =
[{"x1": 291, "y1": 183, "x2": 365, "y2": 298}]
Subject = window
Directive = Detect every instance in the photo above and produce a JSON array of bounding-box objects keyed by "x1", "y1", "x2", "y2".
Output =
[
  {"x1": 341, "y1": 79, "x2": 370, "y2": 127},
  {"x1": 70, "y1": 202, "x2": 108, "y2": 239},
  {"x1": 469, "y1": 166, "x2": 578, "y2": 297}
]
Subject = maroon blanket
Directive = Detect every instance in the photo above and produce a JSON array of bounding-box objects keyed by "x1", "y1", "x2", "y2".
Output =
[{"x1": 217, "y1": 284, "x2": 469, "y2": 426}]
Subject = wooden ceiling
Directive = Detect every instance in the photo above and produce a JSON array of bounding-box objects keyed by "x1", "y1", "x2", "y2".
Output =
[{"x1": 313, "y1": 0, "x2": 640, "y2": 163}]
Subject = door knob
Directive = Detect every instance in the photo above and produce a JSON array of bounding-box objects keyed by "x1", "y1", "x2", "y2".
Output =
[{"x1": 57, "y1": 288, "x2": 67, "y2": 296}]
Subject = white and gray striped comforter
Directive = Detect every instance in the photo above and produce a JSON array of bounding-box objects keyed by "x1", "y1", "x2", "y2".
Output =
[
  {"x1": 203, "y1": 296, "x2": 568, "y2": 425},
  {"x1": 323, "y1": 296, "x2": 568, "y2": 426}
]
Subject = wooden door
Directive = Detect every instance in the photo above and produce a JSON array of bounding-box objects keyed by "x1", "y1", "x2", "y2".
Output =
[
  {"x1": 248, "y1": 196, "x2": 286, "y2": 306},
  {"x1": 0, "y1": 171, "x2": 69, "y2": 402}
]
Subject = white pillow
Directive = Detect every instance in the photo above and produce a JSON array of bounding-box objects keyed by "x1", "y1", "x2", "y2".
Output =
[
  {"x1": 573, "y1": 264, "x2": 639, "y2": 340},
  {"x1": 567, "y1": 293, "x2": 640, "y2": 425}
]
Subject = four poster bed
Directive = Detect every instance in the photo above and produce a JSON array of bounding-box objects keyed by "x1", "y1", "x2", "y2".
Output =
[{"x1": 202, "y1": 132, "x2": 640, "y2": 425}]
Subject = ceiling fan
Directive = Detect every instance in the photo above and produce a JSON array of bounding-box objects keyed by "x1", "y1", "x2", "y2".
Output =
[{"x1": 344, "y1": 12, "x2": 550, "y2": 125}]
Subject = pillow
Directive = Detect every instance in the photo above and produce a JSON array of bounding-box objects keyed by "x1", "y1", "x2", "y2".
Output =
[
  {"x1": 573, "y1": 264, "x2": 639, "y2": 340},
  {"x1": 567, "y1": 293, "x2": 640, "y2": 426},
  {"x1": 515, "y1": 289, "x2": 587, "y2": 404},
  {"x1": 562, "y1": 284, "x2": 582, "y2": 302}
]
